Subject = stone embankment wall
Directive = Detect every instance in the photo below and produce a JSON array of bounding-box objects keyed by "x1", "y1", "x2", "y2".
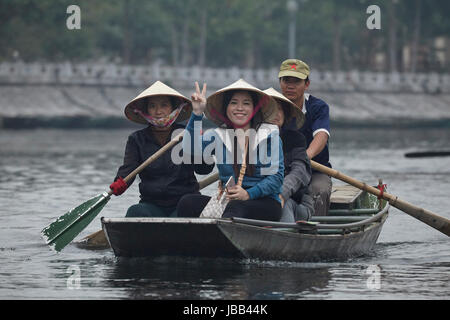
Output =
[{"x1": 0, "y1": 62, "x2": 449, "y2": 127}]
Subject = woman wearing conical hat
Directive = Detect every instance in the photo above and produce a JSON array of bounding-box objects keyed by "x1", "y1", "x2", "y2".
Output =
[
  {"x1": 264, "y1": 87, "x2": 314, "y2": 222},
  {"x1": 109, "y1": 81, "x2": 213, "y2": 217},
  {"x1": 176, "y1": 79, "x2": 284, "y2": 221}
]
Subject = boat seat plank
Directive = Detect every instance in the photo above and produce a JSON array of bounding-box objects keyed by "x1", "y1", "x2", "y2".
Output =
[
  {"x1": 310, "y1": 216, "x2": 372, "y2": 223},
  {"x1": 330, "y1": 185, "x2": 363, "y2": 204},
  {"x1": 328, "y1": 208, "x2": 379, "y2": 216}
]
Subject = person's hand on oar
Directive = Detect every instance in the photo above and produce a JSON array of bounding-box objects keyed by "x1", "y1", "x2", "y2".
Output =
[
  {"x1": 279, "y1": 194, "x2": 285, "y2": 208},
  {"x1": 217, "y1": 180, "x2": 224, "y2": 200},
  {"x1": 109, "y1": 177, "x2": 128, "y2": 196},
  {"x1": 226, "y1": 185, "x2": 250, "y2": 201}
]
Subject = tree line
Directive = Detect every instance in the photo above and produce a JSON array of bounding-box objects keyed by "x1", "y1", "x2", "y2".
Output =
[{"x1": 0, "y1": 0, "x2": 449, "y2": 72}]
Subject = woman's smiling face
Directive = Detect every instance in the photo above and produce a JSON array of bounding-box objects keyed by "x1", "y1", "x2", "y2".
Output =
[{"x1": 226, "y1": 91, "x2": 254, "y2": 129}]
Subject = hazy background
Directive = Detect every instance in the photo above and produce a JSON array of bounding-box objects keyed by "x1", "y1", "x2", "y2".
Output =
[
  {"x1": 0, "y1": 0, "x2": 449, "y2": 129},
  {"x1": 1, "y1": 0, "x2": 449, "y2": 72}
]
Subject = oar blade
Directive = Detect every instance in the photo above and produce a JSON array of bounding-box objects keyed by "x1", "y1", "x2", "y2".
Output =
[{"x1": 42, "y1": 192, "x2": 111, "y2": 252}]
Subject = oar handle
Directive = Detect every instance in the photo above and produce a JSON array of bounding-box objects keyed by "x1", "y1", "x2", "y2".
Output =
[
  {"x1": 237, "y1": 137, "x2": 249, "y2": 187},
  {"x1": 108, "y1": 131, "x2": 184, "y2": 195},
  {"x1": 310, "y1": 160, "x2": 450, "y2": 237},
  {"x1": 198, "y1": 172, "x2": 220, "y2": 190}
]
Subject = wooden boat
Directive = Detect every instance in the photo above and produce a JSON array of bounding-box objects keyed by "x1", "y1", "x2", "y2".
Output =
[{"x1": 101, "y1": 185, "x2": 389, "y2": 262}]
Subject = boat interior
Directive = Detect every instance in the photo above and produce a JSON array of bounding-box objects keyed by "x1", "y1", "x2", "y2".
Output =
[{"x1": 299, "y1": 184, "x2": 389, "y2": 235}]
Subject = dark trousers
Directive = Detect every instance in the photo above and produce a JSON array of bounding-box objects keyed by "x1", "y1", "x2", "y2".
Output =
[
  {"x1": 311, "y1": 172, "x2": 332, "y2": 216},
  {"x1": 126, "y1": 202, "x2": 177, "y2": 218},
  {"x1": 177, "y1": 194, "x2": 282, "y2": 221}
]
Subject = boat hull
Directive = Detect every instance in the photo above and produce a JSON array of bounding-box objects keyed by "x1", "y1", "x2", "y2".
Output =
[
  {"x1": 218, "y1": 215, "x2": 387, "y2": 262},
  {"x1": 102, "y1": 218, "x2": 244, "y2": 259},
  {"x1": 102, "y1": 208, "x2": 388, "y2": 262}
]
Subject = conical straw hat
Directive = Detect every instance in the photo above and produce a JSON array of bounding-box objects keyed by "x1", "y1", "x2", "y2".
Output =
[
  {"x1": 205, "y1": 79, "x2": 277, "y2": 127},
  {"x1": 124, "y1": 81, "x2": 192, "y2": 125},
  {"x1": 263, "y1": 87, "x2": 305, "y2": 129}
]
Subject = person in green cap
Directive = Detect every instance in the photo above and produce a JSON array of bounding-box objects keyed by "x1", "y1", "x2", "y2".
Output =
[{"x1": 278, "y1": 59, "x2": 332, "y2": 216}]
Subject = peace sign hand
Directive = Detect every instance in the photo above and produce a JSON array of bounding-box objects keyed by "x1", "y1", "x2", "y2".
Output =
[{"x1": 191, "y1": 82, "x2": 207, "y2": 116}]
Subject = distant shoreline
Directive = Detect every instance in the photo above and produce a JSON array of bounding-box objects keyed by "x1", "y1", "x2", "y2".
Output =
[
  {"x1": 1, "y1": 116, "x2": 449, "y2": 130},
  {"x1": 1, "y1": 63, "x2": 449, "y2": 129}
]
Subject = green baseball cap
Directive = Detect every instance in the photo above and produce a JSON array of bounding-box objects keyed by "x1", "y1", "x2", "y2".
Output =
[{"x1": 278, "y1": 59, "x2": 310, "y2": 79}]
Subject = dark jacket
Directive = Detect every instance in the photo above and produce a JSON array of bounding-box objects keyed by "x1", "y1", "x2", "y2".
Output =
[
  {"x1": 280, "y1": 129, "x2": 312, "y2": 203},
  {"x1": 115, "y1": 124, "x2": 214, "y2": 207}
]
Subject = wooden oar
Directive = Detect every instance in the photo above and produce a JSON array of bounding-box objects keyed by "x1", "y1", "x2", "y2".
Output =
[
  {"x1": 310, "y1": 160, "x2": 450, "y2": 237},
  {"x1": 41, "y1": 131, "x2": 184, "y2": 252},
  {"x1": 405, "y1": 151, "x2": 450, "y2": 158},
  {"x1": 237, "y1": 137, "x2": 249, "y2": 187},
  {"x1": 76, "y1": 171, "x2": 220, "y2": 249},
  {"x1": 198, "y1": 171, "x2": 220, "y2": 190},
  {"x1": 200, "y1": 136, "x2": 249, "y2": 218}
]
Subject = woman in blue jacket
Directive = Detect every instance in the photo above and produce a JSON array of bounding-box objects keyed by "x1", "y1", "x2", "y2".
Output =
[{"x1": 177, "y1": 79, "x2": 284, "y2": 221}]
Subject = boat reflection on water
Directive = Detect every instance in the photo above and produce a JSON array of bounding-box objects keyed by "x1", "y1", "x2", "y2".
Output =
[
  {"x1": 239, "y1": 262, "x2": 332, "y2": 299},
  {"x1": 109, "y1": 256, "x2": 331, "y2": 300}
]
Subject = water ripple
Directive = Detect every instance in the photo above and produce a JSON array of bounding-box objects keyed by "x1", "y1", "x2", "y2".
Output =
[{"x1": 1, "y1": 128, "x2": 449, "y2": 299}]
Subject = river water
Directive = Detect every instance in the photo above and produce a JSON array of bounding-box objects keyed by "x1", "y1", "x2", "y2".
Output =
[{"x1": 0, "y1": 127, "x2": 449, "y2": 300}]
